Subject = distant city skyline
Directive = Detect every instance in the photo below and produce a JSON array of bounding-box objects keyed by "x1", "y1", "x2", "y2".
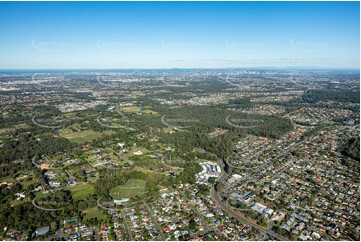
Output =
[{"x1": 0, "y1": 1, "x2": 359, "y2": 69}]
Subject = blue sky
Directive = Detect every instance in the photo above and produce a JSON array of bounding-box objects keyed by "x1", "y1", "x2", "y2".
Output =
[{"x1": 0, "y1": 1, "x2": 359, "y2": 69}]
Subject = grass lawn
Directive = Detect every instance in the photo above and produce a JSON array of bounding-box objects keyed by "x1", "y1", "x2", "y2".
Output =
[
  {"x1": 35, "y1": 191, "x2": 50, "y2": 199},
  {"x1": 125, "y1": 147, "x2": 150, "y2": 158},
  {"x1": 14, "y1": 122, "x2": 29, "y2": 129},
  {"x1": 320, "y1": 120, "x2": 337, "y2": 125},
  {"x1": 162, "y1": 127, "x2": 178, "y2": 133},
  {"x1": 19, "y1": 178, "x2": 37, "y2": 188},
  {"x1": 83, "y1": 206, "x2": 107, "y2": 221},
  {"x1": 121, "y1": 106, "x2": 142, "y2": 113},
  {"x1": 121, "y1": 106, "x2": 157, "y2": 115},
  {"x1": 0, "y1": 123, "x2": 29, "y2": 135},
  {"x1": 59, "y1": 129, "x2": 115, "y2": 144},
  {"x1": 0, "y1": 127, "x2": 14, "y2": 134},
  {"x1": 10, "y1": 197, "x2": 29, "y2": 206},
  {"x1": 67, "y1": 183, "x2": 94, "y2": 201},
  {"x1": 109, "y1": 179, "x2": 146, "y2": 199},
  {"x1": 0, "y1": 176, "x2": 14, "y2": 183}
]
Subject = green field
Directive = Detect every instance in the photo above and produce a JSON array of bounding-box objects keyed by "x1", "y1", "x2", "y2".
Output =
[
  {"x1": 67, "y1": 183, "x2": 94, "y2": 201},
  {"x1": 0, "y1": 123, "x2": 29, "y2": 135},
  {"x1": 59, "y1": 129, "x2": 115, "y2": 144},
  {"x1": 0, "y1": 127, "x2": 13, "y2": 134},
  {"x1": 10, "y1": 197, "x2": 29, "y2": 206},
  {"x1": 320, "y1": 120, "x2": 337, "y2": 125},
  {"x1": 35, "y1": 191, "x2": 50, "y2": 199},
  {"x1": 83, "y1": 206, "x2": 107, "y2": 221},
  {"x1": 122, "y1": 106, "x2": 157, "y2": 115},
  {"x1": 109, "y1": 179, "x2": 146, "y2": 199},
  {"x1": 19, "y1": 178, "x2": 37, "y2": 188}
]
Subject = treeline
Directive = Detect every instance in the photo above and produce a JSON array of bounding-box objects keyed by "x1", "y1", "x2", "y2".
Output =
[
  {"x1": 94, "y1": 170, "x2": 165, "y2": 198},
  {"x1": 0, "y1": 133, "x2": 74, "y2": 163},
  {"x1": 0, "y1": 104, "x2": 63, "y2": 128},
  {"x1": 167, "y1": 162, "x2": 202, "y2": 185},
  {"x1": 0, "y1": 162, "x2": 32, "y2": 180},
  {"x1": 229, "y1": 97, "x2": 253, "y2": 107},
  {"x1": 302, "y1": 89, "x2": 360, "y2": 103},
  {"x1": 133, "y1": 106, "x2": 293, "y2": 159},
  {"x1": 341, "y1": 137, "x2": 360, "y2": 161},
  {"x1": 0, "y1": 202, "x2": 64, "y2": 237},
  {"x1": 0, "y1": 192, "x2": 98, "y2": 236},
  {"x1": 159, "y1": 130, "x2": 240, "y2": 160}
]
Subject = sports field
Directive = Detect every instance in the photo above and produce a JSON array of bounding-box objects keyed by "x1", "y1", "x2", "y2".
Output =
[{"x1": 109, "y1": 179, "x2": 146, "y2": 199}]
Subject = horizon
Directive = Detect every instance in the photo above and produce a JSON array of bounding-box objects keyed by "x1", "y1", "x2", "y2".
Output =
[
  {"x1": 0, "y1": 1, "x2": 360, "y2": 69},
  {"x1": 0, "y1": 66, "x2": 360, "y2": 72}
]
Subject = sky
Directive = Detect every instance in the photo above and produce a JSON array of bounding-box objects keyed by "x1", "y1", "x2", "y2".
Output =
[{"x1": 0, "y1": 1, "x2": 359, "y2": 69}]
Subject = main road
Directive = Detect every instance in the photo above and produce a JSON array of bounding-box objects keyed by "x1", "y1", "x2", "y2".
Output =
[
  {"x1": 210, "y1": 186, "x2": 288, "y2": 241},
  {"x1": 208, "y1": 152, "x2": 289, "y2": 241},
  {"x1": 209, "y1": 126, "x2": 330, "y2": 241}
]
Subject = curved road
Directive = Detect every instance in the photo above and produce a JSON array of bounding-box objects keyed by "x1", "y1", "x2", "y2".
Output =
[
  {"x1": 210, "y1": 187, "x2": 288, "y2": 241},
  {"x1": 209, "y1": 126, "x2": 329, "y2": 241},
  {"x1": 209, "y1": 153, "x2": 289, "y2": 241}
]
